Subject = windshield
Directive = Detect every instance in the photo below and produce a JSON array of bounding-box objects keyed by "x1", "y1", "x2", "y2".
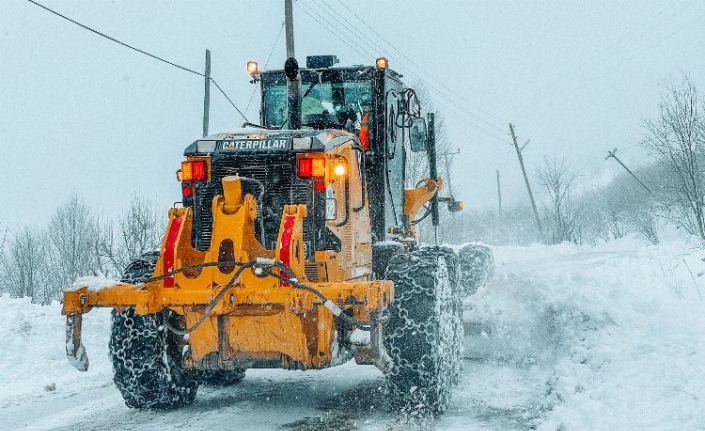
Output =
[{"x1": 262, "y1": 71, "x2": 373, "y2": 130}]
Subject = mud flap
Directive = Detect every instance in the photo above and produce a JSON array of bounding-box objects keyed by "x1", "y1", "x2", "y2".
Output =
[{"x1": 66, "y1": 314, "x2": 89, "y2": 371}]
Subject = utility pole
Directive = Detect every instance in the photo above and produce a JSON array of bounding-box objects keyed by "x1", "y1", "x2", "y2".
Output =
[
  {"x1": 496, "y1": 169, "x2": 503, "y2": 220},
  {"x1": 509, "y1": 123, "x2": 544, "y2": 241},
  {"x1": 605, "y1": 149, "x2": 653, "y2": 193},
  {"x1": 202, "y1": 49, "x2": 211, "y2": 138},
  {"x1": 441, "y1": 148, "x2": 460, "y2": 197},
  {"x1": 285, "y1": 0, "x2": 295, "y2": 58},
  {"x1": 284, "y1": 0, "x2": 301, "y2": 129}
]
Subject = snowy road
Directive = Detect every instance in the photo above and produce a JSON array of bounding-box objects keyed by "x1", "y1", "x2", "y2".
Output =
[
  {"x1": 0, "y1": 354, "x2": 544, "y2": 431},
  {"x1": 2, "y1": 238, "x2": 704, "y2": 430}
]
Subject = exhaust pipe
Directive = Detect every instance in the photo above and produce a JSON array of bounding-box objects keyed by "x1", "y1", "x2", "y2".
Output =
[{"x1": 285, "y1": 57, "x2": 301, "y2": 130}]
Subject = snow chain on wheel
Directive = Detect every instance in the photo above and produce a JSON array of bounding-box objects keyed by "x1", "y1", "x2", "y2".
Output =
[
  {"x1": 383, "y1": 247, "x2": 462, "y2": 416},
  {"x1": 425, "y1": 246, "x2": 464, "y2": 386},
  {"x1": 458, "y1": 243, "x2": 495, "y2": 296},
  {"x1": 109, "y1": 252, "x2": 198, "y2": 410}
]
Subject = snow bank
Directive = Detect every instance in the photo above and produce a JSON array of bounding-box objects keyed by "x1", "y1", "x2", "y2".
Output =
[
  {"x1": 0, "y1": 296, "x2": 113, "y2": 407},
  {"x1": 67, "y1": 275, "x2": 122, "y2": 292},
  {"x1": 1, "y1": 236, "x2": 704, "y2": 430},
  {"x1": 462, "y1": 236, "x2": 705, "y2": 430}
]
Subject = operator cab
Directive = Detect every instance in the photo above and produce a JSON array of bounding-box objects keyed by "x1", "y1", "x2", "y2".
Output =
[
  {"x1": 181, "y1": 56, "x2": 431, "y2": 259},
  {"x1": 252, "y1": 55, "x2": 418, "y2": 243}
]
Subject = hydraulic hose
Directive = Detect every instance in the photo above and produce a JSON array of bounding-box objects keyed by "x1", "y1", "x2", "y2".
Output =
[{"x1": 144, "y1": 258, "x2": 370, "y2": 335}]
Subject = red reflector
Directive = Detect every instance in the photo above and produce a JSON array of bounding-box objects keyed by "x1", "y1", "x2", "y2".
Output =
[
  {"x1": 314, "y1": 181, "x2": 325, "y2": 192},
  {"x1": 182, "y1": 186, "x2": 192, "y2": 197},
  {"x1": 359, "y1": 113, "x2": 370, "y2": 151},
  {"x1": 163, "y1": 217, "x2": 182, "y2": 288},
  {"x1": 298, "y1": 158, "x2": 312, "y2": 178},
  {"x1": 279, "y1": 215, "x2": 296, "y2": 286}
]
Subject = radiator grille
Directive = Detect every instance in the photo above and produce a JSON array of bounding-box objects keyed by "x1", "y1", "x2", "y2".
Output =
[{"x1": 192, "y1": 155, "x2": 313, "y2": 252}]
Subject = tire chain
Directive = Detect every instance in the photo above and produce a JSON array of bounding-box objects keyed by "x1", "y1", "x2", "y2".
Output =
[
  {"x1": 458, "y1": 244, "x2": 495, "y2": 296},
  {"x1": 109, "y1": 252, "x2": 197, "y2": 410},
  {"x1": 383, "y1": 247, "x2": 462, "y2": 416},
  {"x1": 430, "y1": 246, "x2": 464, "y2": 386}
]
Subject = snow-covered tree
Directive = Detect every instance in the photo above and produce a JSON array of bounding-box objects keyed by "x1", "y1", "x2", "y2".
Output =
[
  {"x1": 100, "y1": 194, "x2": 165, "y2": 275},
  {"x1": 536, "y1": 157, "x2": 580, "y2": 244},
  {"x1": 643, "y1": 75, "x2": 705, "y2": 240},
  {"x1": 0, "y1": 227, "x2": 51, "y2": 304},
  {"x1": 46, "y1": 196, "x2": 103, "y2": 299}
]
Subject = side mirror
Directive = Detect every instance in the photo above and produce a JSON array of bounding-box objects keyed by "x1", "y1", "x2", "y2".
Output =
[{"x1": 409, "y1": 117, "x2": 427, "y2": 152}]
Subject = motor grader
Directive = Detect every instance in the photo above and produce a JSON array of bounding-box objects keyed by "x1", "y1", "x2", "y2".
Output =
[{"x1": 63, "y1": 55, "x2": 466, "y2": 415}]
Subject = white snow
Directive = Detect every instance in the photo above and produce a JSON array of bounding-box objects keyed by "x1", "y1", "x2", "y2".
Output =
[
  {"x1": 67, "y1": 276, "x2": 122, "y2": 292},
  {"x1": 1, "y1": 237, "x2": 704, "y2": 430}
]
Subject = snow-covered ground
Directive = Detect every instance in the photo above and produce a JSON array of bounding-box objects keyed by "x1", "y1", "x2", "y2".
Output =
[{"x1": 1, "y1": 237, "x2": 704, "y2": 430}]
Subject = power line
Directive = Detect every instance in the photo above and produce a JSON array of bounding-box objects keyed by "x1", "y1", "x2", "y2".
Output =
[
  {"x1": 245, "y1": 21, "x2": 286, "y2": 117},
  {"x1": 297, "y1": 1, "x2": 370, "y2": 60},
  {"x1": 299, "y1": 1, "x2": 510, "y2": 145},
  {"x1": 308, "y1": 0, "x2": 387, "y2": 57},
  {"x1": 545, "y1": 2, "x2": 693, "y2": 91},
  {"x1": 602, "y1": 11, "x2": 705, "y2": 78},
  {"x1": 26, "y1": 0, "x2": 248, "y2": 122},
  {"x1": 303, "y1": 0, "x2": 508, "y2": 137},
  {"x1": 332, "y1": 0, "x2": 506, "y2": 126},
  {"x1": 26, "y1": 0, "x2": 202, "y2": 76}
]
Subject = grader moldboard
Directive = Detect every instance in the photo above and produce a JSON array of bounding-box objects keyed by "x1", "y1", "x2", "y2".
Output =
[{"x1": 63, "y1": 55, "x2": 472, "y2": 416}]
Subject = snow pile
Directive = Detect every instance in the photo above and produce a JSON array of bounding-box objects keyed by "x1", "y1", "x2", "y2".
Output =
[
  {"x1": 462, "y1": 237, "x2": 705, "y2": 430},
  {"x1": 0, "y1": 238, "x2": 704, "y2": 429},
  {"x1": 68, "y1": 275, "x2": 122, "y2": 292},
  {"x1": 0, "y1": 296, "x2": 113, "y2": 407}
]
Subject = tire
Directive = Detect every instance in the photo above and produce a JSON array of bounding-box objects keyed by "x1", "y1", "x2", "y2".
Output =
[
  {"x1": 197, "y1": 369, "x2": 246, "y2": 387},
  {"x1": 109, "y1": 252, "x2": 198, "y2": 410},
  {"x1": 457, "y1": 244, "x2": 495, "y2": 296},
  {"x1": 423, "y1": 246, "x2": 464, "y2": 386},
  {"x1": 372, "y1": 242, "x2": 405, "y2": 279},
  {"x1": 121, "y1": 251, "x2": 161, "y2": 284},
  {"x1": 383, "y1": 247, "x2": 460, "y2": 416}
]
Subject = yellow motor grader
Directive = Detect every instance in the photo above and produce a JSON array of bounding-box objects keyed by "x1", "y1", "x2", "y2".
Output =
[{"x1": 63, "y1": 55, "x2": 466, "y2": 415}]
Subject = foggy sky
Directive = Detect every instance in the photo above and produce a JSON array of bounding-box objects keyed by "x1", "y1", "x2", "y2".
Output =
[{"x1": 1, "y1": 0, "x2": 704, "y2": 230}]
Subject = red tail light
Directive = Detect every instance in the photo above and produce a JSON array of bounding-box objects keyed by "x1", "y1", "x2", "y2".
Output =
[
  {"x1": 179, "y1": 161, "x2": 206, "y2": 181},
  {"x1": 298, "y1": 158, "x2": 325, "y2": 179},
  {"x1": 298, "y1": 158, "x2": 312, "y2": 178}
]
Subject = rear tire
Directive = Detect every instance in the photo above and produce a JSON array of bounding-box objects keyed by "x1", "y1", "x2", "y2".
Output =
[
  {"x1": 425, "y1": 246, "x2": 464, "y2": 386},
  {"x1": 383, "y1": 247, "x2": 460, "y2": 416},
  {"x1": 109, "y1": 252, "x2": 198, "y2": 410},
  {"x1": 458, "y1": 243, "x2": 495, "y2": 296},
  {"x1": 372, "y1": 242, "x2": 405, "y2": 279}
]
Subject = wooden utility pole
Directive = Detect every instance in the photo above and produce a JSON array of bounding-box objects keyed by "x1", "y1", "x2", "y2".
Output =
[
  {"x1": 605, "y1": 149, "x2": 653, "y2": 193},
  {"x1": 285, "y1": 0, "x2": 295, "y2": 58},
  {"x1": 509, "y1": 123, "x2": 544, "y2": 240},
  {"x1": 284, "y1": 0, "x2": 301, "y2": 129},
  {"x1": 496, "y1": 169, "x2": 503, "y2": 220},
  {"x1": 202, "y1": 49, "x2": 211, "y2": 138}
]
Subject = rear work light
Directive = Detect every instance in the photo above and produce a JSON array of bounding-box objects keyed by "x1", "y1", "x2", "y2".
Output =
[
  {"x1": 179, "y1": 161, "x2": 206, "y2": 181},
  {"x1": 298, "y1": 157, "x2": 325, "y2": 179}
]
